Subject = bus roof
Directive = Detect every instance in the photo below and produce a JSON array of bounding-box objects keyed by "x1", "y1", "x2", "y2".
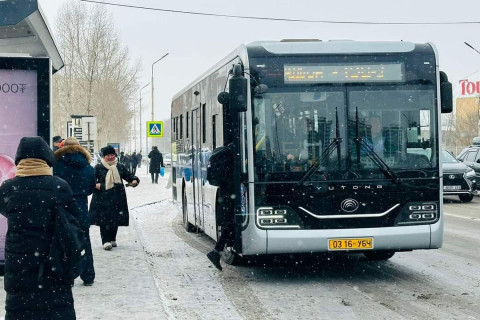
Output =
[{"x1": 172, "y1": 40, "x2": 430, "y2": 101}]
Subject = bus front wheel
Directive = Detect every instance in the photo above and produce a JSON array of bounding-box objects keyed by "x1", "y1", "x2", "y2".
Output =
[
  {"x1": 221, "y1": 246, "x2": 242, "y2": 265},
  {"x1": 364, "y1": 250, "x2": 395, "y2": 261}
]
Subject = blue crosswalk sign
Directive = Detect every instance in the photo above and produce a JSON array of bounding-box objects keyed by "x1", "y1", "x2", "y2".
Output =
[{"x1": 147, "y1": 121, "x2": 163, "y2": 137}]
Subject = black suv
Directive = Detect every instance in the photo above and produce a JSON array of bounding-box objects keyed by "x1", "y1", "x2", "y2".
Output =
[
  {"x1": 443, "y1": 149, "x2": 477, "y2": 202},
  {"x1": 457, "y1": 145, "x2": 480, "y2": 181}
]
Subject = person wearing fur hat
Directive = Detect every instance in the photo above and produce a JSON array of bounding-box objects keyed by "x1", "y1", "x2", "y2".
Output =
[
  {"x1": 0, "y1": 137, "x2": 79, "y2": 319},
  {"x1": 53, "y1": 137, "x2": 96, "y2": 286},
  {"x1": 89, "y1": 145, "x2": 140, "y2": 250}
]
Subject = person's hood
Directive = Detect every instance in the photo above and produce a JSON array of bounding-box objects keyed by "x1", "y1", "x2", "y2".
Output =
[{"x1": 54, "y1": 145, "x2": 91, "y2": 168}]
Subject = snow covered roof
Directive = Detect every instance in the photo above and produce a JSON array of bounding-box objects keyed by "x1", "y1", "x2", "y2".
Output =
[{"x1": 0, "y1": 0, "x2": 64, "y2": 73}]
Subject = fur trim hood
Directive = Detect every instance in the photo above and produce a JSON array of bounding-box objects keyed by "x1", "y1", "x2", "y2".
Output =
[{"x1": 54, "y1": 145, "x2": 91, "y2": 163}]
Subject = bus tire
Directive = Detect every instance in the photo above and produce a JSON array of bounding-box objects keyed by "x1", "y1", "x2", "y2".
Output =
[
  {"x1": 459, "y1": 194, "x2": 474, "y2": 203},
  {"x1": 182, "y1": 192, "x2": 196, "y2": 232},
  {"x1": 364, "y1": 250, "x2": 395, "y2": 261},
  {"x1": 221, "y1": 246, "x2": 242, "y2": 265}
]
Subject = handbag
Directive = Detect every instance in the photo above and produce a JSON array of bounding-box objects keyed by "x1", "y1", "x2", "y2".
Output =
[{"x1": 47, "y1": 178, "x2": 88, "y2": 281}]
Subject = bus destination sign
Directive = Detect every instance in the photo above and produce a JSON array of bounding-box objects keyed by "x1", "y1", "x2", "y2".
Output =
[{"x1": 284, "y1": 63, "x2": 404, "y2": 84}]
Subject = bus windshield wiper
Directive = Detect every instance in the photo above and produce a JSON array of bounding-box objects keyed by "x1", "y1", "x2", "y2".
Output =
[
  {"x1": 299, "y1": 108, "x2": 342, "y2": 185},
  {"x1": 353, "y1": 107, "x2": 401, "y2": 184}
]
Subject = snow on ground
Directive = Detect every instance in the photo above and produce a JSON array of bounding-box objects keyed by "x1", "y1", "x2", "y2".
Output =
[{"x1": 0, "y1": 166, "x2": 171, "y2": 319}]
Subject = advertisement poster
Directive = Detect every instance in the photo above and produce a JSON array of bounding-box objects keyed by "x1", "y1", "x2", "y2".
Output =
[{"x1": 0, "y1": 69, "x2": 38, "y2": 262}]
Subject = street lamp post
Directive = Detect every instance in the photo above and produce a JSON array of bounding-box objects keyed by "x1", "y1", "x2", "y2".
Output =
[
  {"x1": 139, "y1": 83, "x2": 150, "y2": 153},
  {"x1": 151, "y1": 53, "x2": 169, "y2": 121}
]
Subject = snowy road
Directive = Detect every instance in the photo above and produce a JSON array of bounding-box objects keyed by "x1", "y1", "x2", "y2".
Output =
[
  {"x1": 1, "y1": 169, "x2": 479, "y2": 319},
  {"x1": 131, "y1": 171, "x2": 480, "y2": 320}
]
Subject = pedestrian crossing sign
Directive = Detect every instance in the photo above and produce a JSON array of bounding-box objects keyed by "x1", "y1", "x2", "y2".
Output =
[{"x1": 147, "y1": 121, "x2": 163, "y2": 137}]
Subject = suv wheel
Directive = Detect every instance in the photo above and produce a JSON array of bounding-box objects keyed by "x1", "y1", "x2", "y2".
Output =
[{"x1": 459, "y1": 194, "x2": 474, "y2": 203}]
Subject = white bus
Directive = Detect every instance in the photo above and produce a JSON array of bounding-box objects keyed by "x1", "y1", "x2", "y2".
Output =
[{"x1": 171, "y1": 40, "x2": 452, "y2": 263}]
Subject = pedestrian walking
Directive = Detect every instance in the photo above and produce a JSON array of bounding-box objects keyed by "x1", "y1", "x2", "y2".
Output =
[
  {"x1": 123, "y1": 153, "x2": 132, "y2": 173},
  {"x1": 0, "y1": 137, "x2": 78, "y2": 319},
  {"x1": 119, "y1": 151, "x2": 126, "y2": 164},
  {"x1": 136, "y1": 151, "x2": 143, "y2": 168},
  {"x1": 89, "y1": 145, "x2": 140, "y2": 250},
  {"x1": 53, "y1": 137, "x2": 96, "y2": 286},
  {"x1": 52, "y1": 135, "x2": 64, "y2": 152},
  {"x1": 148, "y1": 146, "x2": 164, "y2": 184},
  {"x1": 131, "y1": 151, "x2": 138, "y2": 175}
]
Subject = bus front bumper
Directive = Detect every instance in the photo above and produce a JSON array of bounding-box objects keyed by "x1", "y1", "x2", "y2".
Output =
[{"x1": 261, "y1": 222, "x2": 443, "y2": 255}]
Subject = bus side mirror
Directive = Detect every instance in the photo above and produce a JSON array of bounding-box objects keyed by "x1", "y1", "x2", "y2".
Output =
[
  {"x1": 229, "y1": 64, "x2": 248, "y2": 113},
  {"x1": 440, "y1": 71, "x2": 453, "y2": 113}
]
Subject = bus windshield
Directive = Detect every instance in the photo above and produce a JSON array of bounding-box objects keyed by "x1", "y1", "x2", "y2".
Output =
[{"x1": 252, "y1": 86, "x2": 438, "y2": 182}]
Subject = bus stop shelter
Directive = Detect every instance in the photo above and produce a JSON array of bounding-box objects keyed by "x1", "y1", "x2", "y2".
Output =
[{"x1": 0, "y1": 0, "x2": 64, "y2": 267}]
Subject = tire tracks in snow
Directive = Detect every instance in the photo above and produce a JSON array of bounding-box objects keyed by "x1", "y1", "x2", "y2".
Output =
[{"x1": 171, "y1": 211, "x2": 271, "y2": 320}]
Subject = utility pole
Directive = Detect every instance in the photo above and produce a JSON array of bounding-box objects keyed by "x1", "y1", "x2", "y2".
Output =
[
  {"x1": 151, "y1": 53, "x2": 169, "y2": 121},
  {"x1": 139, "y1": 83, "x2": 150, "y2": 153}
]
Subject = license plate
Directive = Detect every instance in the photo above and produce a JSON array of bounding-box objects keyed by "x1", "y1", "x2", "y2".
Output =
[
  {"x1": 443, "y1": 185, "x2": 461, "y2": 190},
  {"x1": 328, "y1": 238, "x2": 374, "y2": 251}
]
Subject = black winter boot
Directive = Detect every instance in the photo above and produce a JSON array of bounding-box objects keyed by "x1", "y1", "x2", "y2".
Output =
[{"x1": 206, "y1": 250, "x2": 222, "y2": 271}]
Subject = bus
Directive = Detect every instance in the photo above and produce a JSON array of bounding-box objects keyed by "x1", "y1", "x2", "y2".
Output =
[{"x1": 171, "y1": 40, "x2": 453, "y2": 263}]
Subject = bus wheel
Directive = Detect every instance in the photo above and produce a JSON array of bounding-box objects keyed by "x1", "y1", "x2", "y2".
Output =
[
  {"x1": 221, "y1": 246, "x2": 242, "y2": 265},
  {"x1": 364, "y1": 250, "x2": 395, "y2": 261},
  {"x1": 182, "y1": 192, "x2": 195, "y2": 232},
  {"x1": 459, "y1": 194, "x2": 474, "y2": 203}
]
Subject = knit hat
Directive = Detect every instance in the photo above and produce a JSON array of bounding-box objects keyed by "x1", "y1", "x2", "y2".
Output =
[
  {"x1": 64, "y1": 137, "x2": 80, "y2": 146},
  {"x1": 15, "y1": 137, "x2": 55, "y2": 167},
  {"x1": 101, "y1": 145, "x2": 117, "y2": 157},
  {"x1": 52, "y1": 136, "x2": 63, "y2": 143}
]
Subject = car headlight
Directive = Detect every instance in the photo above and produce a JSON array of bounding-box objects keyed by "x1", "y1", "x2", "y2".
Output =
[{"x1": 466, "y1": 168, "x2": 476, "y2": 178}]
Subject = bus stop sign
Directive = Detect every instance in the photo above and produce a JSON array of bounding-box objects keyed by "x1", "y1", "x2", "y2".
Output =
[{"x1": 147, "y1": 121, "x2": 163, "y2": 137}]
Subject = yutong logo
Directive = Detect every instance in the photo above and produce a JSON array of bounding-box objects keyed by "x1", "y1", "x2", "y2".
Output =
[
  {"x1": 449, "y1": 175, "x2": 456, "y2": 180},
  {"x1": 341, "y1": 199, "x2": 360, "y2": 213},
  {"x1": 314, "y1": 185, "x2": 384, "y2": 191}
]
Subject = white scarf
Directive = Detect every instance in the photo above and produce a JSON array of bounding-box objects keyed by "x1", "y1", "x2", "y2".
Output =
[{"x1": 101, "y1": 158, "x2": 121, "y2": 190}]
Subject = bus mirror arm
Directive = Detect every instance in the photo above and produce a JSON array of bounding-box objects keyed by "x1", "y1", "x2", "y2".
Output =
[{"x1": 229, "y1": 64, "x2": 248, "y2": 113}]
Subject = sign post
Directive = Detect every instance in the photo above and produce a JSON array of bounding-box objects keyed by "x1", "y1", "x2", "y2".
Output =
[{"x1": 146, "y1": 121, "x2": 163, "y2": 174}]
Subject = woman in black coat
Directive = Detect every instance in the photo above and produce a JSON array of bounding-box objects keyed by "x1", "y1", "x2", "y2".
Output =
[
  {"x1": 53, "y1": 137, "x2": 96, "y2": 286},
  {"x1": 89, "y1": 145, "x2": 139, "y2": 250},
  {"x1": 0, "y1": 137, "x2": 78, "y2": 320},
  {"x1": 148, "y1": 146, "x2": 164, "y2": 184}
]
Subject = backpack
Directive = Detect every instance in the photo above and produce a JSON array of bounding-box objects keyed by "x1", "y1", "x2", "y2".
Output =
[
  {"x1": 207, "y1": 144, "x2": 233, "y2": 187},
  {"x1": 46, "y1": 179, "x2": 88, "y2": 282}
]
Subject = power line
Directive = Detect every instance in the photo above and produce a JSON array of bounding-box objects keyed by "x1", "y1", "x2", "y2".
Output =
[{"x1": 80, "y1": 0, "x2": 480, "y2": 25}]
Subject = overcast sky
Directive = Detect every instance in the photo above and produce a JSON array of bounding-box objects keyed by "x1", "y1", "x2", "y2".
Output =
[{"x1": 38, "y1": 0, "x2": 480, "y2": 123}]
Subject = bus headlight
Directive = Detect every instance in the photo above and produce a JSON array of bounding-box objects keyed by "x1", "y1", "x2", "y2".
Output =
[
  {"x1": 394, "y1": 202, "x2": 439, "y2": 225},
  {"x1": 256, "y1": 206, "x2": 303, "y2": 229}
]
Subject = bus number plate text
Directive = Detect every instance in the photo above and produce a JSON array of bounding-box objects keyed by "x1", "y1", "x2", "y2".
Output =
[{"x1": 328, "y1": 238, "x2": 374, "y2": 251}]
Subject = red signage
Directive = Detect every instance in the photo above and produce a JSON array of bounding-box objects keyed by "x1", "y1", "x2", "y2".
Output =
[{"x1": 459, "y1": 79, "x2": 480, "y2": 95}]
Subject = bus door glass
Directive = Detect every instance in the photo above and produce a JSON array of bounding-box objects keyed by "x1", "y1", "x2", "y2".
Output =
[{"x1": 192, "y1": 108, "x2": 203, "y2": 227}]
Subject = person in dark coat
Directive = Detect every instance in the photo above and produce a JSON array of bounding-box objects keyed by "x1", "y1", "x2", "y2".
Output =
[
  {"x1": 89, "y1": 145, "x2": 139, "y2": 250},
  {"x1": 53, "y1": 137, "x2": 96, "y2": 286},
  {"x1": 148, "y1": 146, "x2": 164, "y2": 184},
  {"x1": 123, "y1": 153, "x2": 132, "y2": 173},
  {"x1": 119, "y1": 151, "x2": 125, "y2": 164},
  {"x1": 52, "y1": 135, "x2": 64, "y2": 152},
  {"x1": 130, "y1": 152, "x2": 138, "y2": 175},
  {"x1": 136, "y1": 151, "x2": 142, "y2": 168},
  {"x1": 0, "y1": 137, "x2": 78, "y2": 320}
]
